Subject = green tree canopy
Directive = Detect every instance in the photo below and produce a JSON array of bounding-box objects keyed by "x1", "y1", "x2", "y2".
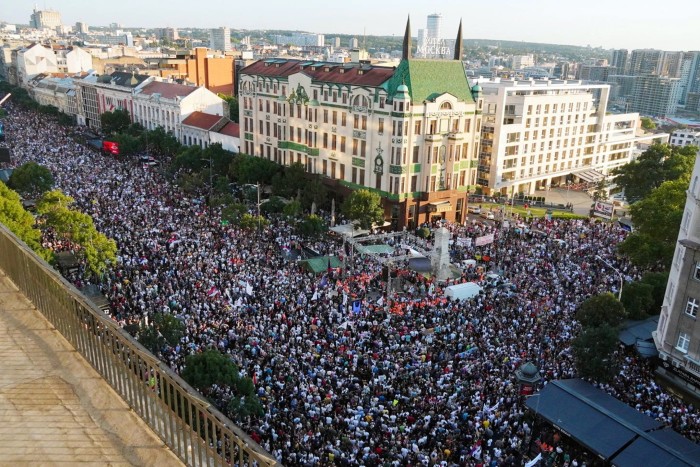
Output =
[
  {"x1": 137, "y1": 313, "x2": 184, "y2": 355},
  {"x1": 36, "y1": 190, "x2": 117, "y2": 276},
  {"x1": 100, "y1": 109, "x2": 131, "y2": 135},
  {"x1": 173, "y1": 145, "x2": 205, "y2": 172},
  {"x1": 0, "y1": 181, "x2": 51, "y2": 261},
  {"x1": 640, "y1": 271, "x2": 669, "y2": 313},
  {"x1": 576, "y1": 292, "x2": 627, "y2": 328},
  {"x1": 143, "y1": 126, "x2": 181, "y2": 157},
  {"x1": 181, "y1": 350, "x2": 263, "y2": 420},
  {"x1": 300, "y1": 176, "x2": 329, "y2": 211},
  {"x1": 229, "y1": 154, "x2": 280, "y2": 185},
  {"x1": 620, "y1": 281, "x2": 655, "y2": 320},
  {"x1": 7, "y1": 162, "x2": 54, "y2": 198},
  {"x1": 611, "y1": 144, "x2": 695, "y2": 202},
  {"x1": 218, "y1": 94, "x2": 239, "y2": 123},
  {"x1": 572, "y1": 324, "x2": 619, "y2": 382},
  {"x1": 111, "y1": 132, "x2": 142, "y2": 157},
  {"x1": 617, "y1": 178, "x2": 687, "y2": 268},
  {"x1": 298, "y1": 214, "x2": 327, "y2": 237},
  {"x1": 342, "y1": 189, "x2": 384, "y2": 230},
  {"x1": 271, "y1": 162, "x2": 307, "y2": 198},
  {"x1": 640, "y1": 117, "x2": 656, "y2": 130}
]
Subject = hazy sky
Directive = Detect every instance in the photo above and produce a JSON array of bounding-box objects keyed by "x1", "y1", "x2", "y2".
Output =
[{"x1": 5, "y1": 0, "x2": 699, "y2": 51}]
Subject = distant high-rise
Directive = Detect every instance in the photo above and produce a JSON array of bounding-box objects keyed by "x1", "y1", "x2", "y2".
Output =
[
  {"x1": 629, "y1": 49, "x2": 664, "y2": 75},
  {"x1": 415, "y1": 13, "x2": 455, "y2": 59},
  {"x1": 333, "y1": 37, "x2": 340, "y2": 48},
  {"x1": 611, "y1": 49, "x2": 628, "y2": 74},
  {"x1": 426, "y1": 13, "x2": 443, "y2": 42},
  {"x1": 210, "y1": 27, "x2": 231, "y2": 52},
  {"x1": 349, "y1": 37, "x2": 358, "y2": 48},
  {"x1": 75, "y1": 21, "x2": 89, "y2": 34},
  {"x1": 160, "y1": 27, "x2": 179, "y2": 42},
  {"x1": 681, "y1": 52, "x2": 700, "y2": 105},
  {"x1": 29, "y1": 8, "x2": 62, "y2": 30},
  {"x1": 629, "y1": 74, "x2": 682, "y2": 117}
]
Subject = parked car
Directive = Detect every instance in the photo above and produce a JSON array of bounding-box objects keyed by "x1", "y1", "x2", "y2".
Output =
[
  {"x1": 468, "y1": 206, "x2": 482, "y2": 214},
  {"x1": 480, "y1": 211, "x2": 495, "y2": 220}
]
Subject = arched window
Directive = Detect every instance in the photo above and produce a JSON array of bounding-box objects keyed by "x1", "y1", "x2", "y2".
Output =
[
  {"x1": 440, "y1": 101, "x2": 452, "y2": 110},
  {"x1": 352, "y1": 95, "x2": 369, "y2": 108}
]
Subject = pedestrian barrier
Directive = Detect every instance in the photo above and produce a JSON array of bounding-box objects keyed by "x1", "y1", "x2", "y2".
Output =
[{"x1": 0, "y1": 223, "x2": 279, "y2": 467}]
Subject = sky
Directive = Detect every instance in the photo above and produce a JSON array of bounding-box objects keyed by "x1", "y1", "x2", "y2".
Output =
[{"x1": 5, "y1": 0, "x2": 700, "y2": 51}]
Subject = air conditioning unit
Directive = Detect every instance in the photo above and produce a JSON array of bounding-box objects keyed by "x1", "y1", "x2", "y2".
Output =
[{"x1": 672, "y1": 360, "x2": 680, "y2": 368}]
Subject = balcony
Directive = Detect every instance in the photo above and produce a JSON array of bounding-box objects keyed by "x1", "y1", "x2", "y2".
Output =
[{"x1": 425, "y1": 134, "x2": 442, "y2": 142}]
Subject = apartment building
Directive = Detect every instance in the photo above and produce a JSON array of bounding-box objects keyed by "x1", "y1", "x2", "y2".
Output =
[
  {"x1": 654, "y1": 150, "x2": 700, "y2": 398},
  {"x1": 670, "y1": 129, "x2": 700, "y2": 148},
  {"x1": 238, "y1": 19, "x2": 482, "y2": 228},
  {"x1": 629, "y1": 74, "x2": 682, "y2": 117},
  {"x1": 210, "y1": 27, "x2": 231, "y2": 53},
  {"x1": 131, "y1": 81, "x2": 225, "y2": 141},
  {"x1": 474, "y1": 78, "x2": 664, "y2": 195}
]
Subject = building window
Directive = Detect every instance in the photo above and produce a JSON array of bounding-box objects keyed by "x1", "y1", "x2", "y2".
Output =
[
  {"x1": 378, "y1": 118, "x2": 384, "y2": 134},
  {"x1": 677, "y1": 332, "x2": 690, "y2": 353},
  {"x1": 694, "y1": 263, "x2": 700, "y2": 281},
  {"x1": 686, "y1": 298, "x2": 699, "y2": 317}
]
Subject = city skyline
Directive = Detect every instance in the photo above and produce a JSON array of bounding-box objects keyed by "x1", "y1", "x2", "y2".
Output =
[{"x1": 3, "y1": 0, "x2": 700, "y2": 51}]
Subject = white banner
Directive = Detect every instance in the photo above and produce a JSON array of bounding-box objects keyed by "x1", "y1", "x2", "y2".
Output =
[
  {"x1": 475, "y1": 233, "x2": 495, "y2": 246},
  {"x1": 594, "y1": 201, "x2": 614, "y2": 219}
]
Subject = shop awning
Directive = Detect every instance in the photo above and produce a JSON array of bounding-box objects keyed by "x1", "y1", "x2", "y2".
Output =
[
  {"x1": 428, "y1": 201, "x2": 452, "y2": 213},
  {"x1": 572, "y1": 169, "x2": 606, "y2": 184}
]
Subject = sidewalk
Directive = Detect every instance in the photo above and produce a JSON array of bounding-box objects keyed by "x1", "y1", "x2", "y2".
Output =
[
  {"x1": 0, "y1": 269, "x2": 183, "y2": 465},
  {"x1": 534, "y1": 187, "x2": 593, "y2": 216}
]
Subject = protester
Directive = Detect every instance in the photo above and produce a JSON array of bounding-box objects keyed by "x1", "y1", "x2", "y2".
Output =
[{"x1": 4, "y1": 104, "x2": 698, "y2": 465}]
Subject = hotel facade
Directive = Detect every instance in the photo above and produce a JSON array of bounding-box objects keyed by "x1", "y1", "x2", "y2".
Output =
[
  {"x1": 239, "y1": 20, "x2": 482, "y2": 228},
  {"x1": 238, "y1": 19, "x2": 666, "y2": 227}
]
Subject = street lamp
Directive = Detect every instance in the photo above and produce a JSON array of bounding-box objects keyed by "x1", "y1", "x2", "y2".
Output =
[{"x1": 595, "y1": 255, "x2": 623, "y2": 300}]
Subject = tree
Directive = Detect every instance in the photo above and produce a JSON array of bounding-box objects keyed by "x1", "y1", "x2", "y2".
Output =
[
  {"x1": 143, "y1": 126, "x2": 181, "y2": 157},
  {"x1": 36, "y1": 190, "x2": 117, "y2": 276},
  {"x1": 617, "y1": 178, "x2": 687, "y2": 268},
  {"x1": 111, "y1": 132, "x2": 142, "y2": 157},
  {"x1": 137, "y1": 313, "x2": 184, "y2": 355},
  {"x1": 300, "y1": 176, "x2": 329, "y2": 211},
  {"x1": 611, "y1": 144, "x2": 694, "y2": 202},
  {"x1": 181, "y1": 350, "x2": 263, "y2": 420},
  {"x1": 218, "y1": 94, "x2": 239, "y2": 123},
  {"x1": 576, "y1": 293, "x2": 627, "y2": 328},
  {"x1": 260, "y1": 196, "x2": 286, "y2": 215},
  {"x1": 100, "y1": 109, "x2": 131, "y2": 135},
  {"x1": 7, "y1": 162, "x2": 54, "y2": 197},
  {"x1": 572, "y1": 324, "x2": 619, "y2": 382},
  {"x1": 620, "y1": 281, "x2": 654, "y2": 320},
  {"x1": 640, "y1": 117, "x2": 656, "y2": 130},
  {"x1": 229, "y1": 154, "x2": 280, "y2": 185},
  {"x1": 0, "y1": 181, "x2": 52, "y2": 261},
  {"x1": 173, "y1": 145, "x2": 205, "y2": 172},
  {"x1": 298, "y1": 214, "x2": 327, "y2": 237},
  {"x1": 237, "y1": 213, "x2": 269, "y2": 231},
  {"x1": 342, "y1": 189, "x2": 384, "y2": 230},
  {"x1": 640, "y1": 271, "x2": 669, "y2": 313},
  {"x1": 282, "y1": 199, "x2": 302, "y2": 218}
]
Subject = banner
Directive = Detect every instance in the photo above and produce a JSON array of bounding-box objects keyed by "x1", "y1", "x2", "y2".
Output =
[
  {"x1": 475, "y1": 233, "x2": 495, "y2": 246},
  {"x1": 594, "y1": 201, "x2": 614, "y2": 219}
]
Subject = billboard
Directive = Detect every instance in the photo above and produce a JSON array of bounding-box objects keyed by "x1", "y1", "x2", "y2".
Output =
[{"x1": 594, "y1": 201, "x2": 614, "y2": 219}]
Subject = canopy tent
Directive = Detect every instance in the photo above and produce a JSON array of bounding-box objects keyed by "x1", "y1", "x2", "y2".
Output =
[
  {"x1": 572, "y1": 168, "x2": 606, "y2": 184},
  {"x1": 355, "y1": 244, "x2": 394, "y2": 255},
  {"x1": 329, "y1": 223, "x2": 370, "y2": 238},
  {"x1": 300, "y1": 255, "x2": 343, "y2": 274},
  {"x1": 525, "y1": 379, "x2": 700, "y2": 466}
]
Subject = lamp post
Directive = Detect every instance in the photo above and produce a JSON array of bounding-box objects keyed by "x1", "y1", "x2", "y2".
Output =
[{"x1": 595, "y1": 255, "x2": 623, "y2": 300}]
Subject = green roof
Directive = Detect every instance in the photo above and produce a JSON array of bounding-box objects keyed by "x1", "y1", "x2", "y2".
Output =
[
  {"x1": 384, "y1": 58, "x2": 474, "y2": 104},
  {"x1": 300, "y1": 255, "x2": 343, "y2": 274}
]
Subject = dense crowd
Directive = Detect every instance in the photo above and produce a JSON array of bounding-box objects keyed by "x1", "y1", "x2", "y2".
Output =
[{"x1": 4, "y1": 104, "x2": 700, "y2": 466}]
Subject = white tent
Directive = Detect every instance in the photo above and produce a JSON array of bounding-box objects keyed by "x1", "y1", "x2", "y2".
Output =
[{"x1": 329, "y1": 223, "x2": 370, "y2": 238}]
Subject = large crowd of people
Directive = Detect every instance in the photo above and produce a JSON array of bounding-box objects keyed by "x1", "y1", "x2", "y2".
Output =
[{"x1": 3, "y1": 103, "x2": 700, "y2": 466}]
